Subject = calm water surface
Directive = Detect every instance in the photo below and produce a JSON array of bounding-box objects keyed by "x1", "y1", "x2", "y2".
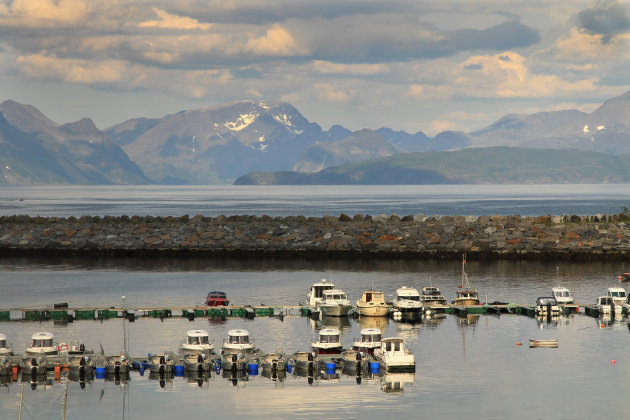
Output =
[
  {"x1": 1, "y1": 257, "x2": 630, "y2": 419},
  {"x1": 2, "y1": 184, "x2": 630, "y2": 217}
]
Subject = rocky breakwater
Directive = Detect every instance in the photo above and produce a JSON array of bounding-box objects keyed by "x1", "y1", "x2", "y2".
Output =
[{"x1": 1, "y1": 213, "x2": 630, "y2": 260}]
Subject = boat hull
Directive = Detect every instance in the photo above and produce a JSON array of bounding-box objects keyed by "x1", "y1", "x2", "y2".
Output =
[
  {"x1": 320, "y1": 304, "x2": 352, "y2": 317},
  {"x1": 452, "y1": 298, "x2": 480, "y2": 307},
  {"x1": 356, "y1": 305, "x2": 389, "y2": 317}
]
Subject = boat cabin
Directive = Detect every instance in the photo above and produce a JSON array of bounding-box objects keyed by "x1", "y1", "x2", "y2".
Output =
[
  {"x1": 596, "y1": 296, "x2": 613, "y2": 308},
  {"x1": 206, "y1": 291, "x2": 229, "y2": 306},
  {"x1": 312, "y1": 328, "x2": 343, "y2": 354},
  {"x1": 0, "y1": 334, "x2": 10, "y2": 355},
  {"x1": 607, "y1": 287, "x2": 626, "y2": 305},
  {"x1": 352, "y1": 328, "x2": 382, "y2": 353},
  {"x1": 306, "y1": 279, "x2": 335, "y2": 307},
  {"x1": 535, "y1": 296, "x2": 560, "y2": 315},
  {"x1": 187, "y1": 330, "x2": 210, "y2": 345},
  {"x1": 361, "y1": 290, "x2": 385, "y2": 304},
  {"x1": 397, "y1": 286, "x2": 420, "y2": 301},
  {"x1": 222, "y1": 329, "x2": 254, "y2": 354},
  {"x1": 321, "y1": 289, "x2": 349, "y2": 303},
  {"x1": 551, "y1": 287, "x2": 573, "y2": 304},
  {"x1": 375, "y1": 337, "x2": 415, "y2": 372},
  {"x1": 25, "y1": 332, "x2": 57, "y2": 355}
]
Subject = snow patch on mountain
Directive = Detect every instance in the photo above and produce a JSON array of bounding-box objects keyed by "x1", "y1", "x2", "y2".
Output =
[{"x1": 224, "y1": 113, "x2": 259, "y2": 131}]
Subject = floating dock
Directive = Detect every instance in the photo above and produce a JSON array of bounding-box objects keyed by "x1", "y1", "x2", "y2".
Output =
[{"x1": 0, "y1": 302, "x2": 600, "y2": 322}]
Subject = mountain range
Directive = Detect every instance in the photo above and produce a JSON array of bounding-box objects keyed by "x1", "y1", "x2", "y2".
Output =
[{"x1": 1, "y1": 90, "x2": 629, "y2": 185}]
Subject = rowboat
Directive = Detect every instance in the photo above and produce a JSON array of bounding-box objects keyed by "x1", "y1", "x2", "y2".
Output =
[{"x1": 529, "y1": 339, "x2": 558, "y2": 348}]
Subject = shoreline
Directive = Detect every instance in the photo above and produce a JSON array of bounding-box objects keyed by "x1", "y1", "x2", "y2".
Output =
[{"x1": 2, "y1": 213, "x2": 630, "y2": 261}]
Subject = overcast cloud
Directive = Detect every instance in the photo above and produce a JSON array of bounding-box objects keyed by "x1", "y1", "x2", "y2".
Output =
[{"x1": 0, "y1": 0, "x2": 628, "y2": 134}]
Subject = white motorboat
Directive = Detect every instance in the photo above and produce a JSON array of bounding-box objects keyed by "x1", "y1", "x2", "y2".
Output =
[
  {"x1": 595, "y1": 296, "x2": 613, "y2": 314},
  {"x1": 305, "y1": 279, "x2": 335, "y2": 308},
  {"x1": 534, "y1": 297, "x2": 561, "y2": 316},
  {"x1": 0, "y1": 334, "x2": 12, "y2": 356},
  {"x1": 393, "y1": 286, "x2": 422, "y2": 317},
  {"x1": 221, "y1": 329, "x2": 255, "y2": 355},
  {"x1": 356, "y1": 290, "x2": 389, "y2": 316},
  {"x1": 452, "y1": 255, "x2": 481, "y2": 307},
  {"x1": 551, "y1": 287, "x2": 574, "y2": 304},
  {"x1": 420, "y1": 286, "x2": 447, "y2": 307},
  {"x1": 373, "y1": 337, "x2": 415, "y2": 372},
  {"x1": 25, "y1": 332, "x2": 58, "y2": 356},
  {"x1": 351, "y1": 328, "x2": 382, "y2": 355},
  {"x1": 607, "y1": 287, "x2": 626, "y2": 314},
  {"x1": 180, "y1": 329, "x2": 215, "y2": 356},
  {"x1": 318, "y1": 289, "x2": 352, "y2": 317},
  {"x1": 312, "y1": 328, "x2": 343, "y2": 355}
]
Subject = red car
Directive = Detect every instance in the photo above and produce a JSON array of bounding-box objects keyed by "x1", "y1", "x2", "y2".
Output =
[{"x1": 206, "y1": 291, "x2": 229, "y2": 306}]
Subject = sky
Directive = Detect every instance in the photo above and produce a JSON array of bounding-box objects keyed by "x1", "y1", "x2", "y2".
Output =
[{"x1": 0, "y1": 0, "x2": 629, "y2": 135}]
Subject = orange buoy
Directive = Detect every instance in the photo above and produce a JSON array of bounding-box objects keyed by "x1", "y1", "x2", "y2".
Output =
[
  {"x1": 516, "y1": 341, "x2": 521, "y2": 346},
  {"x1": 601, "y1": 323, "x2": 605, "y2": 328},
  {"x1": 612, "y1": 360, "x2": 616, "y2": 364}
]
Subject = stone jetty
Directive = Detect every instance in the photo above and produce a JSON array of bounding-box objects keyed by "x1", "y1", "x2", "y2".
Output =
[{"x1": 1, "y1": 213, "x2": 630, "y2": 260}]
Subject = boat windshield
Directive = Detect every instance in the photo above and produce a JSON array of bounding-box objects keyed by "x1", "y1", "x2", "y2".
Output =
[
  {"x1": 610, "y1": 291, "x2": 626, "y2": 298},
  {"x1": 32, "y1": 339, "x2": 52, "y2": 347},
  {"x1": 229, "y1": 335, "x2": 249, "y2": 344},
  {"x1": 320, "y1": 334, "x2": 339, "y2": 343},
  {"x1": 385, "y1": 341, "x2": 401, "y2": 351},
  {"x1": 400, "y1": 295, "x2": 420, "y2": 301},
  {"x1": 189, "y1": 336, "x2": 209, "y2": 345},
  {"x1": 362, "y1": 334, "x2": 381, "y2": 343}
]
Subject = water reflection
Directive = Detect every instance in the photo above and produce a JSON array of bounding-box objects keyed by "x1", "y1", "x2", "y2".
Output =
[
  {"x1": 358, "y1": 315, "x2": 388, "y2": 332},
  {"x1": 381, "y1": 373, "x2": 415, "y2": 393}
]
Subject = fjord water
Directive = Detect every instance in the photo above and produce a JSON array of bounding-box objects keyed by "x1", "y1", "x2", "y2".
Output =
[
  {"x1": 1, "y1": 257, "x2": 630, "y2": 419},
  {"x1": 2, "y1": 184, "x2": 630, "y2": 217},
  {"x1": 2, "y1": 184, "x2": 630, "y2": 419}
]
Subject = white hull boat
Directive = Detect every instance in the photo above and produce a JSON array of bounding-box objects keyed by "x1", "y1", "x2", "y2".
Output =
[
  {"x1": 319, "y1": 289, "x2": 352, "y2": 317},
  {"x1": 180, "y1": 329, "x2": 215, "y2": 356},
  {"x1": 25, "y1": 332, "x2": 58, "y2": 356},
  {"x1": 373, "y1": 337, "x2": 415, "y2": 372}
]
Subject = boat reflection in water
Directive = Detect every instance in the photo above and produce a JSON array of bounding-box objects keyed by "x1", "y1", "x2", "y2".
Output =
[
  {"x1": 319, "y1": 315, "x2": 351, "y2": 331},
  {"x1": 381, "y1": 372, "x2": 415, "y2": 393},
  {"x1": 358, "y1": 315, "x2": 388, "y2": 332},
  {"x1": 148, "y1": 371, "x2": 174, "y2": 390}
]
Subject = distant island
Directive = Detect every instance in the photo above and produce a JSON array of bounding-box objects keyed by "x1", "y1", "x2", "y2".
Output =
[{"x1": 235, "y1": 147, "x2": 630, "y2": 185}]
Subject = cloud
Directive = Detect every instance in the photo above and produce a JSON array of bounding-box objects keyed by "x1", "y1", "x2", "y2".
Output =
[
  {"x1": 139, "y1": 8, "x2": 212, "y2": 30},
  {"x1": 244, "y1": 25, "x2": 306, "y2": 56},
  {"x1": 0, "y1": 0, "x2": 91, "y2": 28},
  {"x1": 310, "y1": 60, "x2": 389, "y2": 75},
  {"x1": 454, "y1": 51, "x2": 599, "y2": 98},
  {"x1": 312, "y1": 83, "x2": 351, "y2": 102},
  {"x1": 577, "y1": 0, "x2": 630, "y2": 43}
]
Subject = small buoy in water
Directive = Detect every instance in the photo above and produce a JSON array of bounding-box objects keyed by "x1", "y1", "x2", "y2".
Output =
[
  {"x1": 601, "y1": 323, "x2": 605, "y2": 328},
  {"x1": 516, "y1": 341, "x2": 521, "y2": 346},
  {"x1": 612, "y1": 359, "x2": 616, "y2": 364}
]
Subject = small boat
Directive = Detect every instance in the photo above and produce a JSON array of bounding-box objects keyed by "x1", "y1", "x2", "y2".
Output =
[
  {"x1": 184, "y1": 353, "x2": 214, "y2": 372},
  {"x1": 318, "y1": 288, "x2": 352, "y2": 317},
  {"x1": 617, "y1": 273, "x2": 630, "y2": 282},
  {"x1": 0, "y1": 334, "x2": 13, "y2": 356},
  {"x1": 305, "y1": 279, "x2": 335, "y2": 308},
  {"x1": 356, "y1": 290, "x2": 389, "y2": 317},
  {"x1": 180, "y1": 329, "x2": 215, "y2": 356},
  {"x1": 595, "y1": 296, "x2": 613, "y2": 314},
  {"x1": 529, "y1": 339, "x2": 558, "y2": 348},
  {"x1": 534, "y1": 297, "x2": 561, "y2": 316},
  {"x1": 351, "y1": 328, "x2": 382, "y2": 355},
  {"x1": 452, "y1": 254, "x2": 481, "y2": 307},
  {"x1": 607, "y1": 287, "x2": 626, "y2": 314},
  {"x1": 149, "y1": 353, "x2": 175, "y2": 374},
  {"x1": 393, "y1": 286, "x2": 423, "y2": 317},
  {"x1": 21, "y1": 356, "x2": 48, "y2": 376},
  {"x1": 420, "y1": 286, "x2": 447, "y2": 307},
  {"x1": 105, "y1": 353, "x2": 130, "y2": 375},
  {"x1": 206, "y1": 291, "x2": 229, "y2": 306},
  {"x1": 261, "y1": 353, "x2": 288, "y2": 372},
  {"x1": 68, "y1": 355, "x2": 95, "y2": 376},
  {"x1": 312, "y1": 328, "x2": 343, "y2": 355},
  {"x1": 551, "y1": 287, "x2": 574, "y2": 304},
  {"x1": 25, "y1": 332, "x2": 58, "y2": 356},
  {"x1": 221, "y1": 329, "x2": 255, "y2": 355},
  {"x1": 373, "y1": 337, "x2": 415, "y2": 372}
]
